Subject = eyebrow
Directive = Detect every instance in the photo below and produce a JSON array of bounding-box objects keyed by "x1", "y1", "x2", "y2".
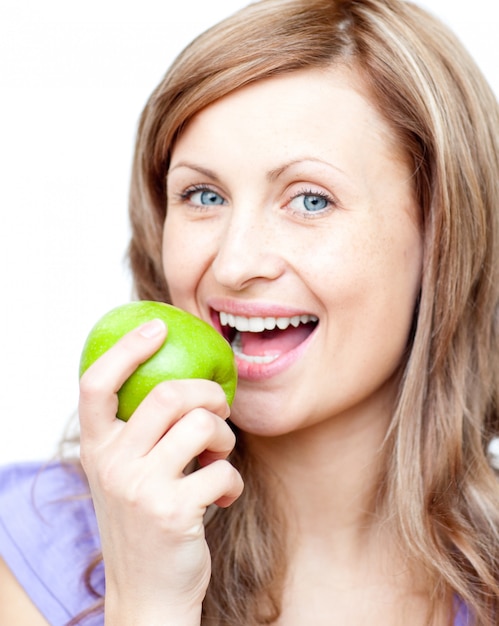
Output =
[
  {"x1": 167, "y1": 162, "x2": 221, "y2": 182},
  {"x1": 167, "y1": 157, "x2": 347, "y2": 182},
  {"x1": 267, "y1": 158, "x2": 347, "y2": 181}
]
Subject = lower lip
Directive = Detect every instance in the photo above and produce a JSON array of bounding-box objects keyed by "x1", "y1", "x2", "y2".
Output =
[{"x1": 233, "y1": 327, "x2": 317, "y2": 382}]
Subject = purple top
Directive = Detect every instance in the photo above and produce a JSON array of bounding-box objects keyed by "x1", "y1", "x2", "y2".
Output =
[
  {"x1": 0, "y1": 462, "x2": 473, "y2": 625},
  {"x1": 0, "y1": 462, "x2": 104, "y2": 625},
  {"x1": 454, "y1": 599, "x2": 473, "y2": 626}
]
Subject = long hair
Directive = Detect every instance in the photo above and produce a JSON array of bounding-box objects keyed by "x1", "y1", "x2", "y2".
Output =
[{"x1": 79, "y1": 0, "x2": 499, "y2": 624}]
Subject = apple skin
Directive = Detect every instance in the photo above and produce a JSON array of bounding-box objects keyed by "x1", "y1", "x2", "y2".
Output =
[{"x1": 79, "y1": 301, "x2": 237, "y2": 421}]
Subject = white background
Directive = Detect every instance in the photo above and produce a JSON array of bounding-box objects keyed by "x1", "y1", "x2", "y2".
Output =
[{"x1": 1, "y1": 1, "x2": 498, "y2": 465}]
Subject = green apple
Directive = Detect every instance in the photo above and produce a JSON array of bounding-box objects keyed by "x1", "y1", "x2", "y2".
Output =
[{"x1": 79, "y1": 301, "x2": 237, "y2": 421}]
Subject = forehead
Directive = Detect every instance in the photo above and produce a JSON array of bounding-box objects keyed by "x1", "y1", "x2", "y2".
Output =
[{"x1": 171, "y1": 65, "x2": 409, "y2": 172}]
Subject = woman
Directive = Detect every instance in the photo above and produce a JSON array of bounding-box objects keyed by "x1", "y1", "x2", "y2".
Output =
[{"x1": 1, "y1": 0, "x2": 498, "y2": 624}]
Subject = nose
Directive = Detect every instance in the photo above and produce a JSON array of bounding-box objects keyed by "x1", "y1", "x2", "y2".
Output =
[{"x1": 211, "y1": 206, "x2": 286, "y2": 291}]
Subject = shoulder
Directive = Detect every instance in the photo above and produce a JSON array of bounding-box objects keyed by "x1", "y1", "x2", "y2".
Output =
[
  {"x1": 0, "y1": 459, "x2": 85, "y2": 500},
  {"x1": 0, "y1": 556, "x2": 50, "y2": 625},
  {"x1": 0, "y1": 461, "x2": 103, "y2": 625}
]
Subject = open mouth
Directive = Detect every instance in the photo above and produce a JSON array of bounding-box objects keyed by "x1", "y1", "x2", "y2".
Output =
[{"x1": 217, "y1": 311, "x2": 319, "y2": 364}]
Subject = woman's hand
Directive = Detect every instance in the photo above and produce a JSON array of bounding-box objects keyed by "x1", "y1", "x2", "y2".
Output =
[{"x1": 78, "y1": 319, "x2": 243, "y2": 626}]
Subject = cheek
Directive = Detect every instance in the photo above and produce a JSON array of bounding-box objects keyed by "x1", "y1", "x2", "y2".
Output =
[
  {"x1": 162, "y1": 219, "x2": 193, "y2": 304},
  {"x1": 360, "y1": 231, "x2": 422, "y2": 351},
  {"x1": 162, "y1": 216, "x2": 217, "y2": 307},
  {"x1": 325, "y1": 219, "x2": 422, "y2": 344}
]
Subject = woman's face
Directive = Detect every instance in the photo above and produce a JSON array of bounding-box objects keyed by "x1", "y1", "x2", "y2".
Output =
[{"x1": 164, "y1": 66, "x2": 423, "y2": 437}]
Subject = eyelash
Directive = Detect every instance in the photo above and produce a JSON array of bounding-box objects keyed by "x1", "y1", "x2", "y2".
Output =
[
  {"x1": 288, "y1": 187, "x2": 335, "y2": 217},
  {"x1": 177, "y1": 184, "x2": 223, "y2": 206},
  {"x1": 176, "y1": 184, "x2": 336, "y2": 216}
]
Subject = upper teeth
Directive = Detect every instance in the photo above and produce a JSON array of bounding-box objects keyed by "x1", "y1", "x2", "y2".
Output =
[{"x1": 219, "y1": 312, "x2": 318, "y2": 332}]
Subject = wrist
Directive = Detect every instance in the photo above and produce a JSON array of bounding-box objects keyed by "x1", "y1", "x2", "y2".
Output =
[{"x1": 104, "y1": 593, "x2": 202, "y2": 626}]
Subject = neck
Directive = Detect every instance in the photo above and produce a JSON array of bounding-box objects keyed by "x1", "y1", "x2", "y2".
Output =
[
  {"x1": 243, "y1": 400, "x2": 393, "y2": 558},
  {"x1": 235, "y1": 393, "x2": 438, "y2": 621}
]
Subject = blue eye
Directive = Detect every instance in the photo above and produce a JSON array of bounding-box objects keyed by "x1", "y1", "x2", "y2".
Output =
[
  {"x1": 289, "y1": 192, "x2": 330, "y2": 213},
  {"x1": 189, "y1": 189, "x2": 225, "y2": 206}
]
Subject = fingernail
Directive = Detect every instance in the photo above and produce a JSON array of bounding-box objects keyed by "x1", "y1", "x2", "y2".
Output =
[{"x1": 139, "y1": 319, "x2": 165, "y2": 338}]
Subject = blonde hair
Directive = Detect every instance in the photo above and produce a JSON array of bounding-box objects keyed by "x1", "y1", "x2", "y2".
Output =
[{"x1": 85, "y1": 0, "x2": 499, "y2": 623}]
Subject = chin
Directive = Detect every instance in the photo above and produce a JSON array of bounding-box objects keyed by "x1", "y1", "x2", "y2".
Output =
[{"x1": 229, "y1": 396, "x2": 303, "y2": 439}]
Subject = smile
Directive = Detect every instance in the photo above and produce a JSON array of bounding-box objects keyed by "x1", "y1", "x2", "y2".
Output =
[{"x1": 218, "y1": 311, "x2": 318, "y2": 365}]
